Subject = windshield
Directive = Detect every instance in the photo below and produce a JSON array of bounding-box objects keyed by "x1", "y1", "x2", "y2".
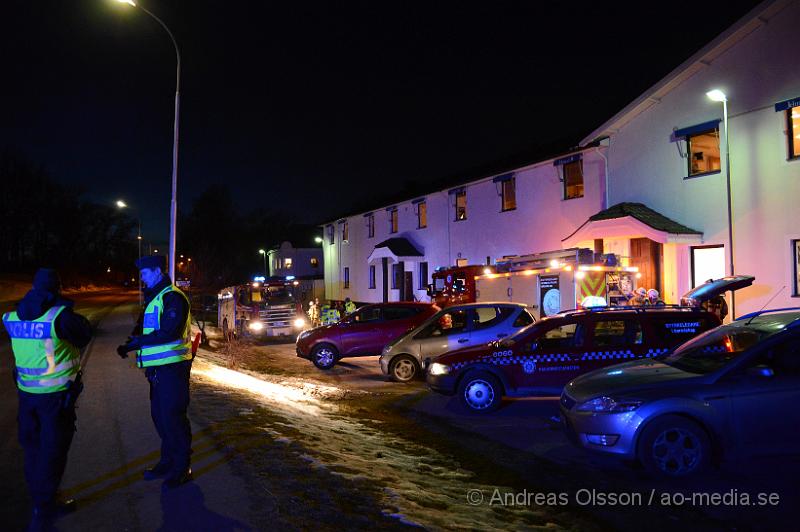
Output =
[{"x1": 661, "y1": 325, "x2": 773, "y2": 374}]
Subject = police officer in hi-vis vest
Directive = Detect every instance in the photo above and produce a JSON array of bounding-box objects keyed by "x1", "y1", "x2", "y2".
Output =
[
  {"x1": 116, "y1": 255, "x2": 193, "y2": 490},
  {"x1": 2, "y1": 268, "x2": 92, "y2": 523}
]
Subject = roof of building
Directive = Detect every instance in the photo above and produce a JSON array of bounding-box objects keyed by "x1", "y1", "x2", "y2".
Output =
[
  {"x1": 588, "y1": 202, "x2": 702, "y2": 234},
  {"x1": 580, "y1": 0, "x2": 790, "y2": 145},
  {"x1": 373, "y1": 237, "x2": 424, "y2": 257}
]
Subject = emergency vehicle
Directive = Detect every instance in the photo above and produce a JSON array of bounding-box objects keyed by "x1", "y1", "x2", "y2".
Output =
[
  {"x1": 474, "y1": 248, "x2": 640, "y2": 319},
  {"x1": 428, "y1": 264, "x2": 496, "y2": 307},
  {"x1": 218, "y1": 276, "x2": 306, "y2": 338}
]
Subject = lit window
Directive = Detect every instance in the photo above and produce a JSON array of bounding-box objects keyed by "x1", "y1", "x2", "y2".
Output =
[
  {"x1": 501, "y1": 178, "x2": 516, "y2": 211},
  {"x1": 369, "y1": 265, "x2": 376, "y2": 289},
  {"x1": 284, "y1": 258, "x2": 293, "y2": 269},
  {"x1": 344, "y1": 267, "x2": 350, "y2": 289},
  {"x1": 788, "y1": 109, "x2": 800, "y2": 160},
  {"x1": 310, "y1": 257, "x2": 319, "y2": 268},
  {"x1": 341, "y1": 221, "x2": 349, "y2": 242},
  {"x1": 687, "y1": 128, "x2": 721, "y2": 177},
  {"x1": 417, "y1": 201, "x2": 427, "y2": 229},
  {"x1": 563, "y1": 161, "x2": 584, "y2": 199},
  {"x1": 367, "y1": 214, "x2": 375, "y2": 238},
  {"x1": 389, "y1": 209, "x2": 398, "y2": 234},
  {"x1": 455, "y1": 190, "x2": 467, "y2": 221}
]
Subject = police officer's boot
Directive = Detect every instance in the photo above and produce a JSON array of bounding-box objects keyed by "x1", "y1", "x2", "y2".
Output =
[{"x1": 143, "y1": 462, "x2": 172, "y2": 481}]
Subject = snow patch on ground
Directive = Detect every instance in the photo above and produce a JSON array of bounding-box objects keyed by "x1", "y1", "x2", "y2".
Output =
[{"x1": 192, "y1": 358, "x2": 557, "y2": 530}]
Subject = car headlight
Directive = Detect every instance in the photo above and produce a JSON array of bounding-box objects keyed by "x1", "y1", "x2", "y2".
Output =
[
  {"x1": 575, "y1": 396, "x2": 642, "y2": 413},
  {"x1": 248, "y1": 321, "x2": 264, "y2": 331},
  {"x1": 428, "y1": 362, "x2": 451, "y2": 376},
  {"x1": 294, "y1": 318, "x2": 306, "y2": 328}
]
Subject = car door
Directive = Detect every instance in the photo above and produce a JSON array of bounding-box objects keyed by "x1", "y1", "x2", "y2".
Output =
[
  {"x1": 727, "y1": 334, "x2": 800, "y2": 456},
  {"x1": 380, "y1": 306, "x2": 424, "y2": 345},
  {"x1": 582, "y1": 315, "x2": 648, "y2": 374},
  {"x1": 339, "y1": 306, "x2": 384, "y2": 355},
  {"x1": 417, "y1": 307, "x2": 475, "y2": 360},
  {"x1": 470, "y1": 305, "x2": 515, "y2": 345},
  {"x1": 515, "y1": 318, "x2": 587, "y2": 392}
]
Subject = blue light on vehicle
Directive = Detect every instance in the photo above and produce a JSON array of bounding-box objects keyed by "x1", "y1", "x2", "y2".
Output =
[
  {"x1": 253, "y1": 275, "x2": 266, "y2": 282},
  {"x1": 286, "y1": 275, "x2": 296, "y2": 280},
  {"x1": 607, "y1": 370, "x2": 623, "y2": 376}
]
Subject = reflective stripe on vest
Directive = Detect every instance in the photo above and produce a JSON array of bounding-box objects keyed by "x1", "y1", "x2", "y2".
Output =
[
  {"x1": 2, "y1": 306, "x2": 80, "y2": 394},
  {"x1": 137, "y1": 285, "x2": 193, "y2": 368}
]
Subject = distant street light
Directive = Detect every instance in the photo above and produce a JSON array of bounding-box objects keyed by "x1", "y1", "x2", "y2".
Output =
[
  {"x1": 258, "y1": 249, "x2": 267, "y2": 277},
  {"x1": 314, "y1": 236, "x2": 323, "y2": 244},
  {"x1": 116, "y1": 199, "x2": 143, "y2": 305},
  {"x1": 707, "y1": 88, "x2": 735, "y2": 319},
  {"x1": 115, "y1": 0, "x2": 182, "y2": 282}
]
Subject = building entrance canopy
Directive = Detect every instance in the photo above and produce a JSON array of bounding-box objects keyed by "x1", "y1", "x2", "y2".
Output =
[{"x1": 367, "y1": 237, "x2": 424, "y2": 264}]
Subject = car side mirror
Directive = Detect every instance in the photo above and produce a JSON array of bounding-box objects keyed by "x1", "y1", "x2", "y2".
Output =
[{"x1": 746, "y1": 366, "x2": 774, "y2": 378}]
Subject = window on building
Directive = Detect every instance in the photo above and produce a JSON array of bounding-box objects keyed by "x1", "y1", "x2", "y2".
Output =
[
  {"x1": 788, "y1": 108, "x2": 800, "y2": 160},
  {"x1": 392, "y1": 264, "x2": 401, "y2": 289},
  {"x1": 501, "y1": 178, "x2": 516, "y2": 211},
  {"x1": 417, "y1": 201, "x2": 427, "y2": 229},
  {"x1": 563, "y1": 161, "x2": 584, "y2": 199},
  {"x1": 369, "y1": 265, "x2": 376, "y2": 289},
  {"x1": 341, "y1": 221, "x2": 349, "y2": 242},
  {"x1": 691, "y1": 245, "x2": 725, "y2": 288},
  {"x1": 367, "y1": 214, "x2": 375, "y2": 238},
  {"x1": 327, "y1": 224, "x2": 335, "y2": 245},
  {"x1": 310, "y1": 257, "x2": 319, "y2": 268},
  {"x1": 389, "y1": 209, "x2": 398, "y2": 233},
  {"x1": 418, "y1": 262, "x2": 428, "y2": 289},
  {"x1": 284, "y1": 258, "x2": 293, "y2": 269},
  {"x1": 343, "y1": 267, "x2": 350, "y2": 289},
  {"x1": 455, "y1": 190, "x2": 467, "y2": 221},
  {"x1": 687, "y1": 128, "x2": 721, "y2": 177},
  {"x1": 273, "y1": 259, "x2": 279, "y2": 271},
  {"x1": 793, "y1": 240, "x2": 800, "y2": 296}
]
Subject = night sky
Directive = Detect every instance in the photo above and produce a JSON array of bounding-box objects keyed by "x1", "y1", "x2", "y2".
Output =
[{"x1": 2, "y1": 0, "x2": 763, "y2": 242}]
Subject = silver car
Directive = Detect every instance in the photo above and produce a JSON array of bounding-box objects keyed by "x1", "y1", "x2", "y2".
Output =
[
  {"x1": 560, "y1": 308, "x2": 800, "y2": 477},
  {"x1": 379, "y1": 302, "x2": 534, "y2": 382}
]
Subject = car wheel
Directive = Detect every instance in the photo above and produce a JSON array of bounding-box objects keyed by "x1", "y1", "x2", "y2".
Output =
[
  {"x1": 389, "y1": 355, "x2": 420, "y2": 382},
  {"x1": 311, "y1": 343, "x2": 338, "y2": 370},
  {"x1": 638, "y1": 415, "x2": 711, "y2": 477},
  {"x1": 458, "y1": 371, "x2": 503, "y2": 412}
]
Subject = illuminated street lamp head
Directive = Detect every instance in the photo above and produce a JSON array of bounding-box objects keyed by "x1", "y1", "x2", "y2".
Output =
[
  {"x1": 314, "y1": 237, "x2": 323, "y2": 244},
  {"x1": 258, "y1": 249, "x2": 266, "y2": 255},
  {"x1": 116, "y1": 200, "x2": 127, "y2": 208},
  {"x1": 706, "y1": 89, "x2": 727, "y2": 102},
  {"x1": 116, "y1": 0, "x2": 137, "y2": 6}
]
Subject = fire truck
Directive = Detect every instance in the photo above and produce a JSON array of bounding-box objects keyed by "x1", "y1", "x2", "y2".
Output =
[
  {"x1": 474, "y1": 248, "x2": 640, "y2": 319},
  {"x1": 218, "y1": 277, "x2": 306, "y2": 338},
  {"x1": 427, "y1": 264, "x2": 496, "y2": 307}
]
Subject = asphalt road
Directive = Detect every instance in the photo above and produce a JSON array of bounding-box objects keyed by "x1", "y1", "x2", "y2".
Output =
[{"x1": 1, "y1": 291, "x2": 253, "y2": 531}]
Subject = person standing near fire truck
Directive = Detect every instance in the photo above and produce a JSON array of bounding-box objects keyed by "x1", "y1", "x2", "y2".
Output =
[{"x1": 116, "y1": 255, "x2": 193, "y2": 490}]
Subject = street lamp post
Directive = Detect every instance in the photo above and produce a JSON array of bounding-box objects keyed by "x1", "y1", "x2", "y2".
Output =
[
  {"x1": 116, "y1": 0, "x2": 181, "y2": 282},
  {"x1": 116, "y1": 200, "x2": 143, "y2": 305},
  {"x1": 707, "y1": 89, "x2": 735, "y2": 319},
  {"x1": 259, "y1": 249, "x2": 267, "y2": 277}
]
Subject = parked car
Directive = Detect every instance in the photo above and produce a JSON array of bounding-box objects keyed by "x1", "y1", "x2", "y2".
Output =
[
  {"x1": 379, "y1": 302, "x2": 536, "y2": 382},
  {"x1": 560, "y1": 307, "x2": 800, "y2": 477},
  {"x1": 426, "y1": 276, "x2": 754, "y2": 412},
  {"x1": 296, "y1": 302, "x2": 439, "y2": 369}
]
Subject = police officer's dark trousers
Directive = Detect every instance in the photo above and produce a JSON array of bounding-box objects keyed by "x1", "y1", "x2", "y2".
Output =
[
  {"x1": 146, "y1": 359, "x2": 192, "y2": 475},
  {"x1": 17, "y1": 389, "x2": 76, "y2": 506}
]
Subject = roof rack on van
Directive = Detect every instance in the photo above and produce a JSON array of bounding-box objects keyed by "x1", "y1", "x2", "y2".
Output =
[
  {"x1": 557, "y1": 304, "x2": 695, "y2": 316},
  {"x1": 735, "y1": 306, "x2": 800, "y2": 321}
]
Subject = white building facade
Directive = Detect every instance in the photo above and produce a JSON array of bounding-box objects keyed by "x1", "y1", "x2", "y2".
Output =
[
  {"x1": 574, "y1": 0, "x2": 800, "y2": 316},
  {"x1": 322, "y1": 148, "x2": 608, "y2": 304},
  {"x1": 268, "y1": 241, "x2": 323, "y2": 280}
]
